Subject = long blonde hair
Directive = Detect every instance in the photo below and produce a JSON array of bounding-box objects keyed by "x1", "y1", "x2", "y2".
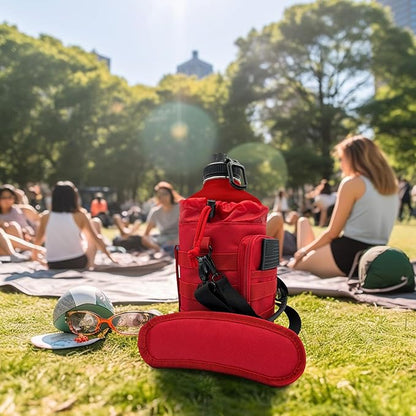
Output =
[{"x1": 335, "y1": 135, "x2": 398, "y2": 195}]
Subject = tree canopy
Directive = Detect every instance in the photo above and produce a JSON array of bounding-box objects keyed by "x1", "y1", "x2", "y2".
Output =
[
  {"x1": 360, "y1": 18, "x2": 416, "y2": 178},
  {"x1": 0, "y1": 24, "x2": 237, "y2": 198},
  {"x1": 229, "y1": 0, "x2": 416, "y2": 184},
  {"x1": 1, "y1": 0, "x2": 416, "y2": 204}
]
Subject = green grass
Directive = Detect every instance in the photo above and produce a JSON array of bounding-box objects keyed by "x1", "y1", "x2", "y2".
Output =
[
  {"x1": 1, "y1": 220, "x2": 416, "y2": 416},
  {"x1": 387, "y1": 218, "x2": 416, "y2": 260}
]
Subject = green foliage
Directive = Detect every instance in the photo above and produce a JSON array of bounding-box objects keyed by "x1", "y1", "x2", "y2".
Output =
[
  {"x1": 359, "y1": 13, "x2": 416, "y2": 179},
  {"x1": 152, "y1": 73, "x2": 237, "y2": 194},
  {"x1": 0, "y1": 26, "x2": 237, "y2": 197},
  {"x1": 0, "y1": 24, "x2": 111, "y2": 185},
  {"x1": 2, "y1": 0, "x2": 416, "y2": 199},
  {"x1": 229, "y1": 142, "x2": 288, "y2": 198},
  {"x1": 84, "y1": 82, "x2": 160, "y2": 200},
  {"x1": 229, "y1": 0, "x2": 416, "y2": 182},
  {"x1": 142, "y1": 101, "x2": 217, "y2": 193},
  {"x1": 283, "y1": 146, "x2": 330, "y2": 188}
]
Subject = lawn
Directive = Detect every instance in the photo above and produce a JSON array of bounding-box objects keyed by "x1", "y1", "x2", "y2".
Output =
[{"x1": 0, "y1": 220, "x2": 415, "y2": 416}]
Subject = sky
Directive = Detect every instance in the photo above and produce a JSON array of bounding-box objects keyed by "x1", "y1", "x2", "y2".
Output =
[{"x1": 0, "y1": 0, "x2": 310, "y2": 86}]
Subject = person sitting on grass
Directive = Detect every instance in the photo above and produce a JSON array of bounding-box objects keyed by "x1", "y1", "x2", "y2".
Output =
[
  {"x1": 90, "y1": 192, "x2": 111, "y2": 228},
  {"x1": 111, "y1": 207, "x2": 145, "y2": 253},
  {"x1": 0, "y1": 227, "x2": 46, "y2": 263},
  {"x1": 312, "y1": 180, "x2": 337, "y2": 227},
  {"x1": 0, "y1": 184, "x2": 40, "y2": 242},
  {"x1": 112, "y1": 206, "x2": 143, "y2": 240},
  {"x1": 141, "y1": 182, "x2": 182, "y2": 256},
  {"x1": 35, "y1": 181, "x2": 116, "y2": 270},
  {"x1": 266, "y1": 210, "x2": 299, "y2": 265},
  {"x1": 288, "y1": 135, "x2": 399, "y2": 278}
]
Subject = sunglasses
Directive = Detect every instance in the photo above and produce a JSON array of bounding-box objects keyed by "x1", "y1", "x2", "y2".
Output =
[{"x1": 65, "y1": 310, "x2": 160, "y2": 336}]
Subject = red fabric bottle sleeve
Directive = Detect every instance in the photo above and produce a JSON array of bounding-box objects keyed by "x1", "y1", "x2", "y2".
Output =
[{"x1": 138, "y1": 311, "x2": 306, "y2": 387}]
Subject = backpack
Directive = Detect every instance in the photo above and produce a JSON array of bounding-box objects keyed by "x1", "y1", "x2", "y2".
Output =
[
  {"x1": 175, "y1": 154, "x2": 301, "y2": 333},
  {"x1": 356, "y1": 246, "x2": 415, "y2": 293}
]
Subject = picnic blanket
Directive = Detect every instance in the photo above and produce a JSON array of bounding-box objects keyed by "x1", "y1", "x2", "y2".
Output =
[
  {"x1": 0, "y1": 253, "x2": 415, "y2": 309},
  {"x1": 0, "y1": 252, "x2": 178, "y2": 304},
  {"x1": 279, "y1": 262, "x2": 416, "y2": 310}
]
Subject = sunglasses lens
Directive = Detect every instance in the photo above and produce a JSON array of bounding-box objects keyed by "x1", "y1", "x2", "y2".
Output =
[
  {"x1": 112, "y1": 312, "x2": 154, "y2": 335},
  {"x1": 68, "y1": 312, "x2": 99, "y2": 335}
]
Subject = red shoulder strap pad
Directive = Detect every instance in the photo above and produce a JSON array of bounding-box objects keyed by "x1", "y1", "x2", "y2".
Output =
[{"x1": 138, "y1": 311, "x2": 306, "y2": 387}]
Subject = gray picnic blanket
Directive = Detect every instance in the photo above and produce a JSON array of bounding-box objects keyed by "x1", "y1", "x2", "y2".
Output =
[
  {"x1": 0, "y1": 252, "x2": 178, "y2": 304},
  {"x1": 1, "y1": 253, "x2": 415, "y2": 309},
  {"x1": 279, "y1": 263, "x2": 416, "y2": 310}
]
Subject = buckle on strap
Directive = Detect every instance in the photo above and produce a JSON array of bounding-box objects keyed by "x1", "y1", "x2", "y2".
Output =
[
  {"x1": 226, "y1": 158, "x2": 247, "y2": 190},
  {"x1": 197, "y1": 249, "x2": 219, "y2": 283}
]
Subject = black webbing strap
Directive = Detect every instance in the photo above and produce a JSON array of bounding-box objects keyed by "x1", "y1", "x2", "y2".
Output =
[
  {"x1": 194, "y1": 274, "x2": 302, "y2": 334},
  {"x1": 195, "y1": 277, "x2": 258, "y2": 316},
  {"x1": 269, "y1": 278, "x2": 301, "y2": 333}
]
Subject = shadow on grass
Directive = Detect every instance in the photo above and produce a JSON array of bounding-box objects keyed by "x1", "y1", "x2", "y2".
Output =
[{"x1": 153, "y1": 367, "x2": 287, "y2": 416}]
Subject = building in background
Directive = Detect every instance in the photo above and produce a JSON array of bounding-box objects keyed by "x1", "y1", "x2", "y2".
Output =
[
  {"x1": 377, "y1": 0, "x2": 416, "y2": 34},
  {"x1": 177, "y1": 50, "x2": 213, "y2": 79},
  {"x1": 92, "y1": 49, "x2": 111, "y2": 70}
]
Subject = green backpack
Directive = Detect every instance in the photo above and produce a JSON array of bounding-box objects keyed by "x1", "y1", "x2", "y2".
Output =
[{"x1": 357, "y1": 246, "x2": 415, "y2": 293}]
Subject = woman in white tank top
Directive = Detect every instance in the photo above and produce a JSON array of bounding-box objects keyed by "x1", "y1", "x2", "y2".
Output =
[
  {"x1": 288, "y1": 135, "x2": 399, "y2": 278},
  {"x1": 35, "y1": 181, "x2": 115, "y2": 269}
]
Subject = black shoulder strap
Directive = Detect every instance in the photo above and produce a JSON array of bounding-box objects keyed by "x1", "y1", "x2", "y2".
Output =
[
  {"x1": 271, "y1": 278, "x2": 302, "y2": 334},
  {"x1": 195, "y1": 275, "x2": 302, "y2": 334},
  {"x1": 195, "y1": 276, "x2": 258, "y2": 316}
]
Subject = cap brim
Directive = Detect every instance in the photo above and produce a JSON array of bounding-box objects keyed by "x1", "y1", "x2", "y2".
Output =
[{"x1": 31, "y1": 332, "x2": 101, "y2": 349}]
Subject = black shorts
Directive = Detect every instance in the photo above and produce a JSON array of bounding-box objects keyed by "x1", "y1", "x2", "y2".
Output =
[
  {"x1": 283, "y1": 230, "x2": 297, "y2": 256},
  {"x1": 48, "y1": 254, "x2": 88, "y2": 270},
  {"x1": 330, "y1": 236, "x2": 373, "y2": 276}
]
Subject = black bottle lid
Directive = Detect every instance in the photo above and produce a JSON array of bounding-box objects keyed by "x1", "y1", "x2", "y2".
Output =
[{"x1": 202, "y1": 153, "x2": 247, "y2": 190}]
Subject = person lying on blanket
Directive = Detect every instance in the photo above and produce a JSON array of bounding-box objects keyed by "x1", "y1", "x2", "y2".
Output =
[
  {"x1": 287, "y1": 135, "x2": 399, "y2": 278},
  {"x1": 35, "y1": 181, "x2": 116, "y2": 270}
]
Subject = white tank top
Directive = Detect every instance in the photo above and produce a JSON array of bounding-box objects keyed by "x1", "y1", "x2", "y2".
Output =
[
  {"x1": 45, "y1": 212, "x2": 86, "y2": 262},
  {"x1": 343, "y1": 176, "x2": 399, "y2": 245}
]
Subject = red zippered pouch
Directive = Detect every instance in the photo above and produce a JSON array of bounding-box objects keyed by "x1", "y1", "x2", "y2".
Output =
[{"x1": 138, "y1": 311, "x2": 306, "y2": 387}]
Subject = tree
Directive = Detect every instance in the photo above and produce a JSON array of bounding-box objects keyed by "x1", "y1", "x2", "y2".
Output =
[
  {"x1": 84, "y1": 81, "x2": 160, "y2": 201},
  {"x1": 220, "y1": 62, "x2": 262, "y2": 152},
  {"x1": 229, "y1": 142, "x2": 288, "y2": 199},
  {"x1": 0, "y1": 25, "x2": 60, "y2": 184},
  {"x1": 0, "y1": 24, "x2": 117, "y2": 186},
  {"x1": 0, "y1": 23, "x2": 162, "y2": 199},
  {"x1": 360, "y1": 20, "x2": 416, "y2": 179},
  {"x1": 230, "y1": 0, "x2": 407, "y2": 181},
  {"x1": 139, "y1": 73, "x2": 235, "y2": 195},
  {"x1": 0, "y1": 24, "x2": 266, "y2": 199}
]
